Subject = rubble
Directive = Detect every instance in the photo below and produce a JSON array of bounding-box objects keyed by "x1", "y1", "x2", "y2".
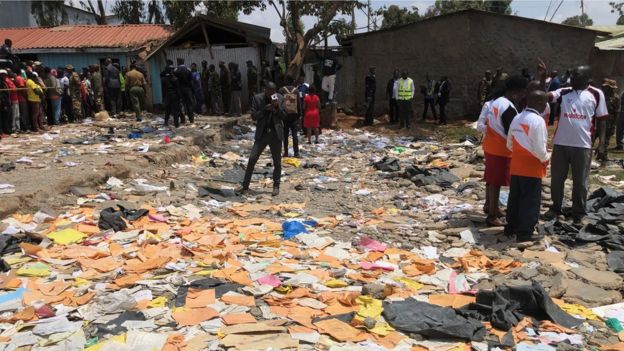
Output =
[{"x1": 0, "y1": 117, "x2": 623, "y2": 350}]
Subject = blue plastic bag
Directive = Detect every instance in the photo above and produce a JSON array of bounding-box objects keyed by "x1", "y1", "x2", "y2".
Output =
[{"x1": 282, "y1": 221, "x2": 308, "y2": 239}]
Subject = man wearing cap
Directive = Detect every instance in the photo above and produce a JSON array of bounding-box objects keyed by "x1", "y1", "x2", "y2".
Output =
[
  {"x1": 246, "y1": 60, "x2": 258, "y2": 108},
  {"x1": 478, "y1": 70, "x2": 492, "y2": 107},
  {"x1": 66, "y1": 64, "x2": 82, "y2": 120},
  {"x1": 219, "y1": 61, "x2": 231, "y2": 115},
  {"x1": 595, "y1": 78, "x2": 619, "y2": 163},
  {"x1": 364, "y1": 66, "x2": 376, "y2": 126}
]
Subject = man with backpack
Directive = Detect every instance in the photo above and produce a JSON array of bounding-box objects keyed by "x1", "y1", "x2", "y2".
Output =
[{"x1": 279, "y1": 76, "x2": 300, "y2": 158}]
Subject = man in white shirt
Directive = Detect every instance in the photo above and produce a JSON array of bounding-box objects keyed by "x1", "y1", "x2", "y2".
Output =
[
  {"x1": 505, "y1": 90, "x2": 550, "y2": 242},
  {"x1": 540, "y1": 64, "x2": 608, "y2": 225}
]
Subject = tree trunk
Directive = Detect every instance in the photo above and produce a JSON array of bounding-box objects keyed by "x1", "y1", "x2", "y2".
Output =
[
  {"x1": 97, "y1": 0, "x2": 107, "y2": 24},
  {"x1": 286, "y1": 33, "x2": 307, "y2": 79}
]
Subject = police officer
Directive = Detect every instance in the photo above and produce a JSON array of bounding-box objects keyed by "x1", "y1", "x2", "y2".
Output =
[{"x1": 395, "y1": 70, "x2": 414, "y2": 129}]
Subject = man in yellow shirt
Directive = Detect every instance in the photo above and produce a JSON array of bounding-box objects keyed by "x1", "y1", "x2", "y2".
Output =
[
  {"x1": 25, "y1": 71, "x2": 45, "y2": 132},
  {"x1": 125, "y1": 64, "x2": 147, "y2": 121}
]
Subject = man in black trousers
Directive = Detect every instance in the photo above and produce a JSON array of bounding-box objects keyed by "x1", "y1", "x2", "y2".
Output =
[
  {"x1": 386, "y1": 70, "x2": 398, "y2": 124},
  {"x1": 364, "y1": 66, "x2": 376, "y2": 126},
  {"x1": 239, "y1": 82, "x2": 286, "y2": 197}
]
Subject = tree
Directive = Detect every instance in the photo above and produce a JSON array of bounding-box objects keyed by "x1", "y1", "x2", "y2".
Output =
[
  {"x1": 561, "y1": 13, "x2": 594, "y2": 27},
  {"x1": 268, "y1": 0, "x2": 363, "y2": 78},
  {"x1": 79, "y1": 0, "x2": 107, "y2": 25},
  {"x1": 112, "y1": 0, "x2": 145, "y2": 24},
  {"x1": 162, "y1": 0, "x2": 200, "y2": 29},
  {"x1": 425, "y1": 0, "x2": 512, "y2": 17},
  {"x1": 202, "y1": 1, "x2": 265, "y2": 21},
  {"x1": 609, "y1": 2, "x2": 624, "y2": 24},
  {"x1": 376, "y1": 5, "x2": 421, "y2": 29},
  {"x1": 31, "y1": 0, "x2": 67, "y2": 27}
]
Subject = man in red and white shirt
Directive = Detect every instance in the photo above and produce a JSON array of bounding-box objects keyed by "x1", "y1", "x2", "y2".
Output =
[
  {"x1": 540, "y1": 64, "x2": 608, "y2": 225},
  {"x1": 505, "y1": 90, "x2": 550, "y2": 242}
]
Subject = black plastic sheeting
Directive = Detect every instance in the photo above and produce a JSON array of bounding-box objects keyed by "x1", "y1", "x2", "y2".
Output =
[
  {"x1": 373, "y1": 157, "x2": 400, "y2": 172},
  {"x1": 403, "y1": 166, "x2": 460, "y2": 188},
  {"x1": 459, "y1": 281, "x2": 582, "y2": 331},
  {"x1": 93, "y1": 311, "x2": 146, "y2": 338},
  {"x1": 539, "y1": 187, "x2": 624, "y2": 252},
  {"x1": 174, "y1": 278, "x2": 242, "y2": 307},
  {"x1": 0, "y1": 234, "x2": 40, "y2": 256},
  {"x1": 98, "y1": 206, "x2": 149, "y2": 232},
  {"x1": 383, "y1": 298, "x2": 486, "y2": 341},
  {"x1": 211, "y1": 164, "x2": 246, "y2": 184},
  {"x1": 198, "y1": 185, "x2": 243, "y2": 202}
]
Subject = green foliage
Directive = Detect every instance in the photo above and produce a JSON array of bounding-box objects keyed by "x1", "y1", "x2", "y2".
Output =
[
  {"x1": 425, "y1": 0, "x2": 512, "y2": 17},
  {"x1": 112, "y1": 0, "x2": 145, "y2": 24},
  {"x1": 377, "y1": 5, "x2": 421, "y2": 29},
  {"x1": 561, "y1": 13, "x2": 594, "y2": 27},
  {"x1": 31, "y1": 0, "x2": 67, "y2": 27},
  {"x1": 162, "y1": 0, "x2": 200, "y2": 29}
]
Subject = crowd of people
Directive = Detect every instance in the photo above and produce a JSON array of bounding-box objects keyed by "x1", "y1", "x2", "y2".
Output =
[
  {"x1": 0, "y1": 39, "x2": 148, "y2": 138},
  {"x1": 476, "y1": 60, "x2": 620, "y2": 244}
]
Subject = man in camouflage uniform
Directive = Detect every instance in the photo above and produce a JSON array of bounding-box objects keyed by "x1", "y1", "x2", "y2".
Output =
[
  {"x1": 209, "y1": 64, "x2": 222, "y2": 116},
  {"x1": 596, "y1": 78, "x2": 620, "y2": 164},
  {"x1": 90, "y1": 65, "x2": 103, "y2": 112},
  {"x1": 66, "y1": 64, "x2": 82, "y2": 120},
  {"x1": 246, "y1": 60, "x2": 258, "y2": 108},
  {"x1": 477, "y1": 70, "x2": 492, "y2": 107}
]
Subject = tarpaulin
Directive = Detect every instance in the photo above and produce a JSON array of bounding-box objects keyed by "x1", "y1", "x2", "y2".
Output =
[
  {"x1": 403, "y1": 166, "x2": 460, "y2": 188},
  {"x1": 198, "y1": 185, "x2": 243, "y2": 202},
  {"x1": 98, "y1": 206, "x2": 148, "y2": 232},
  {"x1": 382, "y1": 298, "x2": 486, "y2": 341},
  {"x1": 373, "y1": 157, "x2": 400, "y2": 172},
  {"x1": 458, "y1": 281, "x2": 582, "y2": 331}
]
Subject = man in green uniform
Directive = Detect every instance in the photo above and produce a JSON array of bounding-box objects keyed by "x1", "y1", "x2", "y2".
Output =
[
  {"x1": 209, "y1": 64, "x2": 222, "y2": 116},
  {"x1": 90, "y1": 65, "x2": 103, "y2": 112},
  {"x1": 66, "y1": 64, "x2": 82, "y2": 120},
  {"x1": 477, "y1": 70, "x2": 492, "y2": 107},
  {"x1": 246, "y1": 60, "x2": 258, "y2": 108},
  {"x1": 125, "y1": 64, "x2": 147, "y2": 121},
  {"x1": 596, "y1": 78, "x2": 620, "y2": 164}
]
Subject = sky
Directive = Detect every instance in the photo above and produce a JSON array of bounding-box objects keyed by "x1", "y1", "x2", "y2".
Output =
[{"x1": 238, "y1": 0, "x2": 620, "y2": 44}]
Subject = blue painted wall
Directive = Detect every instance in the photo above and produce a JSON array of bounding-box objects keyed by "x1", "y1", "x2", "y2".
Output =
[
  {"x1": 37, "y1": 52, "x2": 163, "y2": 105},
  {"x1": 38, "y1": 52, "x2": 127, "y2": 72}
]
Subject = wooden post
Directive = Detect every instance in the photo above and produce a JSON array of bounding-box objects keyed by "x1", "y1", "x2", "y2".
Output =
[{"x1": 201, "y1": 24, "x2": 214, "y2": 60}]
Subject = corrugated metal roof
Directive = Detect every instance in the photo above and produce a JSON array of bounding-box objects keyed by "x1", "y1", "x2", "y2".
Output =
[
  {"x1": 0, "y1": 24, "x2": 172, "y2": 51},
  {"x1": 596, "y1": 37, "x2": 624, "y2": 50}
]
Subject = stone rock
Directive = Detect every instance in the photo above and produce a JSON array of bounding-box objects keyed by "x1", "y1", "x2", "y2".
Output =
[
  {"x1": 441, "y1": 227, "x2": 468, "y2": 236},
  {"x1": 361, "y1": 283, "x2": 390, "y2": 299},
  {"x1": 559, "y1": 278, "x2": 622, "y2": 306},
  {"x1": 424, "y1": 184, "x2": 443, "y2": 193},
  {"x1": 450, "y1": 166, "x2": 473, "y2": 179},
  {"x1": 570, "y1": 267, "x2": 623, "y2": 289}
]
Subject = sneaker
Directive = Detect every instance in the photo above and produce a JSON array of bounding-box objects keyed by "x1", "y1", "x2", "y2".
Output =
[{"x1": 271, "y1": 187, "x2": 279, "y2": 197}]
